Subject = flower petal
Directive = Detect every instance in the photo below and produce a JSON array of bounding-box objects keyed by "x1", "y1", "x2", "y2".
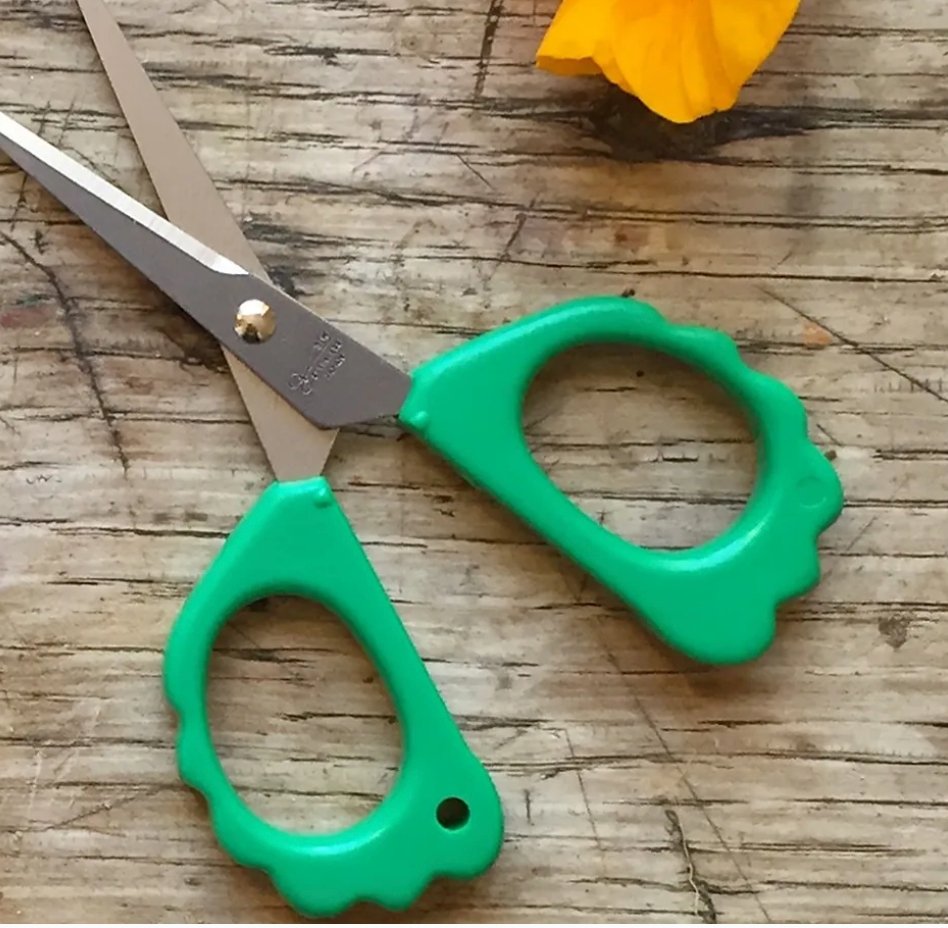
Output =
[
  {"x1": 535, "y1": 0, "x2": 616, "y2": 77},
  {"x1": 610, "y1": 0, "x2": 739, "y2": 122},
  {"x1": 536, "y1": 0, "x2": 800, "y2": 123},
  {"x1": 706, "y1": 0, "x2": 801, "y2": 87}
]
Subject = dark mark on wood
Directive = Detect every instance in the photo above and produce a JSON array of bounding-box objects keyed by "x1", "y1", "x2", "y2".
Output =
[
  {"x1": 588, "y1": 91, "x2": 948, "y2": 164},
  {"x1": 155, "y1": 313, "x2": 226, "y2": 373},
  {"x1": 878, "y1": 614, "x2": 910, "y2": 650},
  {"x1": 473, "y1": 0, "x2": 504, "y2": 99}
]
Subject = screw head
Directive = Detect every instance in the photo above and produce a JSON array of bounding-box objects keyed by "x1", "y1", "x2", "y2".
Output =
[{"x1": 235, "y1": 299, "x2": 276, "y2": 343}]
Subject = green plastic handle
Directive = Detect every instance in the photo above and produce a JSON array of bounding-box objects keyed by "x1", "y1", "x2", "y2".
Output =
[
  {"x1": 399, "y1": 296, "x2": 843, "y2": 665},
  {"x1": 163, "y1": 477, "x2": 503, "y2": 917}
]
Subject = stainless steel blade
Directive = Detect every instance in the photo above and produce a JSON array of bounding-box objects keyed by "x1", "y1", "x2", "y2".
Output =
[
  {"x1": 0, "y1": 110, "x2": 410, "y2": 428},
  {"x1": 76, "y1": 0, "x2": 338, "y2": 479}
]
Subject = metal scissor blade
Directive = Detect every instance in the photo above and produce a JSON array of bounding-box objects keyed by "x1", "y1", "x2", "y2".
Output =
[
  {"x1": 77, "y1": 0, "x2": 266, "y2": 276},
  {"x1": 76, "y1": 0, "x2": 338, "y2": 479},
  {"x1": 0, "y1": 110, "x2": 411, "y2": 428}
]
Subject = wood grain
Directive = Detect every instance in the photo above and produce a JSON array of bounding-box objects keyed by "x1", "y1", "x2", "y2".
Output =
[{"x1": 1, "y1": 0, "x2": 946, "y2": 921}]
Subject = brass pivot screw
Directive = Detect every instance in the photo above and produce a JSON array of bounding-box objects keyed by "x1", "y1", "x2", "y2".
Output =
[{"x1": 235, "y1": 299, "x2": 276, "y2": 343}]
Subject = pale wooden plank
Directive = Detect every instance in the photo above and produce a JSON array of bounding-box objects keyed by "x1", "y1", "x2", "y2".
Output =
[{"x1": 2, "y1": 0, "x2": 947, "y2": 921}]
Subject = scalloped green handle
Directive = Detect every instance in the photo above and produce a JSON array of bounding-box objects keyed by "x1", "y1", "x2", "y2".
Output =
[
  {"x1": 399, "y1": 296, "x2": 843, "y2": 665},
  {"x1": 163, "y1": 477, "x2": 503, "y2": 917}
]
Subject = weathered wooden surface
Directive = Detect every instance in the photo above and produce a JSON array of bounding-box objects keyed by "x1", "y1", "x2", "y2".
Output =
[{"x1": 1, "y1": 0, "x2": 946, "y2": 921}]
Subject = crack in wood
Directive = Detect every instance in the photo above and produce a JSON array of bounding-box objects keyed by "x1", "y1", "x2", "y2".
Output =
[
  {"x1": 0, "y1": 231, "x2": 129, "y2": 474},
  {"x1": 665, "y1": 807, "x2": 718, "y2": 923},
  {"x1": 762, "y1": 287, "x2": 948, "y2": 406},
  {"x1": 473, "y1": 0, "x2": 504, "y2": 100}
]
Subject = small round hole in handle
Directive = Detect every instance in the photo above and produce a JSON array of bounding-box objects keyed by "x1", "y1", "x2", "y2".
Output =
[{"x1": 436, "y1": 796, "x2": 471, "y2": 831}]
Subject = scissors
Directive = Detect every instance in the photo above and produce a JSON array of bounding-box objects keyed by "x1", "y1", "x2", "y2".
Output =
[{"x1": 0, "y1": 0, "x2": 843, "y2": 915}]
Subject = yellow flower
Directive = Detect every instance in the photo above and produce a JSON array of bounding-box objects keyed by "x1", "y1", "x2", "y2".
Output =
[{"x1": 536, "y1": 0, "x2": 800, "y2": 123}]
